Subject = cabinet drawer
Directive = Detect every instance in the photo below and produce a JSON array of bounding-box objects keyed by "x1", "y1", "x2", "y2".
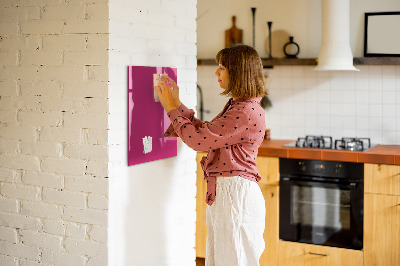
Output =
[
  {"x1": 278, "y1": 241, "x2": 363, "y2": 266},
  {"x1": 365, "y1": 164, "x2": 400, "y2": 196}
]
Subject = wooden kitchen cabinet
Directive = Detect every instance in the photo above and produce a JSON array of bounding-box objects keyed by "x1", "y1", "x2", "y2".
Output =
[
  {"x1": 196, "y1": 152, "x2": 208, "y2": 258},
  {"x1": 278, "y1": 241, "x2": 363, "y2": 266},
  {"x1": 259, "y1": 184, "x2": 279, "y2": 266},
  {"x1": 255, "y1": 156, "x2": 279, "y2": 186},
  {"x1": 364, "y1": 163, "x2": 400, "y2": 266},
  {"x1": 364, "y1": 163, "x2": 400, "y2": 196}
]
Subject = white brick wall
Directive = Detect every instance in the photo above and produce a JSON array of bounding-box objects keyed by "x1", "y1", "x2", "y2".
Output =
[
  {"x1": 0, "y1": 1, "x2": 109, "y2": 265},
  {"x1": 108, "y1": 0, "x2": 197, "y2": 265},
  {"x1": 1, "y1": 0, "x2": 198, "y2": 265}
]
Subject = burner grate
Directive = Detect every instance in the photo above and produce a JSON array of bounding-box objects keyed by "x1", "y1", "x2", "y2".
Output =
[
  {"x1": 291, "y1": 136, "x2": 372, "y2": 151},
  {"x1": 295, "y1": 135, "x2": 333, "y2": 149},
  {"x1": 334, "y1": 137, "x2": 371, "y2": 151}
]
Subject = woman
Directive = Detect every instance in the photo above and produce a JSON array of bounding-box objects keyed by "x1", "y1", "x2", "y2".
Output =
[{"x1": 155, "y1": 45, "x2": 267, "y2": 266}]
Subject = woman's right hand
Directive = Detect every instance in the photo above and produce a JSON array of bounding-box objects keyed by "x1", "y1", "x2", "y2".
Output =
[{"x1": 163, "y1": 76, "x2": 181, "y2": 109}]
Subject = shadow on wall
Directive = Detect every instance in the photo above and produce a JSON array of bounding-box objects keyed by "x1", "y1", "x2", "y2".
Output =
[{"x1": 124, "y1": 142, "x2": 185, "y2": 265}]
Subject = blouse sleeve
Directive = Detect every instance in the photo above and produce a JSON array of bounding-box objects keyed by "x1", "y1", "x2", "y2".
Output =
[
  {"x1": 167, "y1": 106, "x2": 254, "y2": 152},
  {"x1": 163, "y1": 103, "x2": 204, "y2": 137}
]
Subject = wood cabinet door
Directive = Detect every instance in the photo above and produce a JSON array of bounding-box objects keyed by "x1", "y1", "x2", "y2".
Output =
[
  {"x1": 365, "y1": 164, "x2": 400, "y2": 196},
  {"x1": 278, "y1": 241, "x2": 363, "y2": 266},
  {"x1": 364, "y1": 193, "x2": 400, "y2": 266},
  {"x1": 256, "y1": 156, "x2": 279, "y2": 186},
  {"x1": 259, "y1": 185, "x2": 279, "y2": 266},
  {"x1": 196, "y1": 152, "x2": 208, "y2": 258}
]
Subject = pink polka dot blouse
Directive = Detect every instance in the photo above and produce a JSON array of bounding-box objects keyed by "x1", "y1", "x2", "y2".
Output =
[{"x1": 164, "y1": 97, "x2": 266, "y2": 206}]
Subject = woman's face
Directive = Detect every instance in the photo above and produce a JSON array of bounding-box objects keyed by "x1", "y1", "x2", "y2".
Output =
[{"x1": 215, "y1": 64, "x2": 229, "y2": 89}]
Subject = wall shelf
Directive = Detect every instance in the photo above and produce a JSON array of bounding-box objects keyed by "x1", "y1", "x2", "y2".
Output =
[
  {"x1": 353, "y1": 57, "x2": 400, "y2": 65},
  {"x1": 197, "y1": 57, "x2": 400, "y2": 68}
]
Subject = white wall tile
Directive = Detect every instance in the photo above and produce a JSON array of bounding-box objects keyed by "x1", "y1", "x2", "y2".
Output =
[
  {"x1": 382, "y1": 131, "x2": 397, "y2": 144},
  {"x1": 369, "y1": 91, "x2": 383, "y2": 104},
  {"x1": 383, "y1": 117, "x2": 397, "y2": 131},
  {"x1": 330, "y1": 103, "x2": 342, "y2": 116},
  {"x1": 383, "y1": 104, "x2": 396, "y2": 118},
  {"x1": 330, "y1": 116, "x2": 342, "y2": 128},
  {"x1": 330, "y1": 88, "x2": 343, "y2": 103},
  {"x1": 369, "y1": 130, "x2": 383, "y2": 144},
  {"x1": 198, "y1": 65, "x2": 400, "y2": 144},
  {"x1": 342, "y1": 128, "x2": 356, "y2": 138},
  {"x1": 342, "y1": 103, "x2": 355, "y2": 116},
  {"x1": 343, "y1": 116, "x2": 356, "y2": 129},
  {"x1": 355, "y1": 90, "x2": 368, "y2": 104},
  {"x1": 317, "y1": 89, "x2": 330, "y2": 103},
  {"x1": 317, "y1": 102, "x2": 330, "y2": 115},
  {"x1": 355, "y1": 129, "x2": 369, "y2": 138},
  {"x1": 369, "y1": 104, "x2": 383, "y2": 118},
  {"x1": 382, "y1": 91, "x2": 396, "y2": 104},
  {"x1": 305, "y1": 102, "x2": 317, "y2": 115},
  {"x1": 317, "y1": 115, "x2": 330, "y2": 129},
  {"x1": 355, "y1": 117, "x2": 369, "y2": 130},
  {"x1": 355, "y1": 104, "x2": 369, "y2": 117},
  {"x1": 342, "y1": 90, "x2": 355, "y2": 104}
]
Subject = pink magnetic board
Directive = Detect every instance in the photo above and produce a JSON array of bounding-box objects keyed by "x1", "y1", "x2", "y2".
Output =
[{"x1": 128, "y1": 66, "x2": 177, "y2": 166}]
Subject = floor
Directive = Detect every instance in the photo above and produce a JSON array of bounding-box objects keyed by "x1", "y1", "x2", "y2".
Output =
[{"x1": 196, "y1": 257, "x2": 205, "y2": 266}]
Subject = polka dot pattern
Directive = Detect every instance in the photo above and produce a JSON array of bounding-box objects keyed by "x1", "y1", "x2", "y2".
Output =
[{"x1": 164, "y1": 97, "x2": 266, "y2": 206}]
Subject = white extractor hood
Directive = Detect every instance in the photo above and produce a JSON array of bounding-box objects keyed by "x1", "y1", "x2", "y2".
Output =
[{"x1": 314, "y1": 0, "x2": 359, "y2": 71}]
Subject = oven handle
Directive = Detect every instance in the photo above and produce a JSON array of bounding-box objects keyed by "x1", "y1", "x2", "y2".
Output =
[{"x1": 281, "y1": 177, "x2": 358, "y2": 188}]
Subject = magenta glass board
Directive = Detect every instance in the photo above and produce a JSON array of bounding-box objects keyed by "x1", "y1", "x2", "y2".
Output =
[{"x1": 128, "y1": 66, "x2": 177, "y2": 166}]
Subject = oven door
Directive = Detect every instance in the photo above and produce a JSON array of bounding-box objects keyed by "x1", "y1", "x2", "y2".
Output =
[{"x1": 279, "y1": 177, "x2": 363, "y2": 250}]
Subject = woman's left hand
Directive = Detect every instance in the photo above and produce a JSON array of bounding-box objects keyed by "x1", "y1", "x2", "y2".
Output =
[{"x1": 155, "y1": 79, "x2": 176, "y2": 113}]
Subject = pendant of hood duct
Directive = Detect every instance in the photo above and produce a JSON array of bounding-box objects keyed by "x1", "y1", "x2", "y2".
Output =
[{"x1": 314, "y1": 0, "x2": 359, "y2": 71}]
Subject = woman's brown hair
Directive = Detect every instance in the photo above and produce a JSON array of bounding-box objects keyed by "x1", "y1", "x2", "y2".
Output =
[{"x1": 215, "y1": 45, "x2": 267, "y2": 99}]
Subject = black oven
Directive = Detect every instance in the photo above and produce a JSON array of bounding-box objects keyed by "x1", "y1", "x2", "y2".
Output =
[{"x1": 279, "y1": 158, "x2": 364, "y2": 250}]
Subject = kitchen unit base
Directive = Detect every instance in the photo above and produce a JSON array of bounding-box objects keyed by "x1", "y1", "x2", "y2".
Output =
[
  {"x1": 364, "y1": 163, "x2": 400, "y2": 266},
  {"x1": 278, "y1": 240, "x2": 363, "y2": 266}
]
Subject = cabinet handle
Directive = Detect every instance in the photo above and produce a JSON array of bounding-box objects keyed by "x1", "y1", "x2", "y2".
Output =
[{"x1": 309, "y1": 252, "x2": 329, "y2": 257}]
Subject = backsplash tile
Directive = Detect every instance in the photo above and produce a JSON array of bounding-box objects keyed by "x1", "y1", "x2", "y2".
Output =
[{"x1": 197, "y1": 64, "x2": 400, "y2": 145}]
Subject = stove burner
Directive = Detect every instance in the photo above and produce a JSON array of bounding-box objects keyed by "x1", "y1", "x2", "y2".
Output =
[
  {"x1": 295, "y1": 135, "x2": 333, "y2": 149},
  {"x1": 291, "y1": 136, "x2": 372, "y2": 151},
  {"x1": 334, "y1": 137, "x2": 371, "y2": 151}
]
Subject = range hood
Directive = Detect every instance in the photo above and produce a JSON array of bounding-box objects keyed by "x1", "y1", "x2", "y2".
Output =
[{"x1": 314, "y1": 0, "x2": 359, "y2": 71}]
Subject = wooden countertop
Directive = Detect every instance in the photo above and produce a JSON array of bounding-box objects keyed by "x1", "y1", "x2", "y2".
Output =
[{"x1": 258, "y1": 139, "x2": 400, "y2": 165}]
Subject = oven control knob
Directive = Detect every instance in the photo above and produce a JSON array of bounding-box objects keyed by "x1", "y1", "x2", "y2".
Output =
[
  {"x1": 334, "y1": 164, "x2": 342, "y2": 174},
  {"x1": 298, "y1": 162, "x2": 306, "y2": 171}
]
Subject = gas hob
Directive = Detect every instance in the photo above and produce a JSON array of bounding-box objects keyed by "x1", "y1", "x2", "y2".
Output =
[{"x1": 283, "y1": 135, "x2": 376, "y2": 152}]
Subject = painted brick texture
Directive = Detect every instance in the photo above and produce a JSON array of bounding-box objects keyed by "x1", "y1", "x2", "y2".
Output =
[
  {"x1": 1, "y1": 0, "x2": 198, "y2": 265},
  {"x1": 0, "y1": 1, "x2": 109, "y2": 265}
]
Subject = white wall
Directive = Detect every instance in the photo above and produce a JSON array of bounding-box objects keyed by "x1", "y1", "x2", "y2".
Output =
[
  {"x1": 108, "y1": 0, "x2": 198, "y2": 265},
  {"x1": 0, "y1": 1, "x2": 109, "y2": 265},
  {"x1": 266, "y1": 65, "x2": 400, "y2": 144},
  {"x1": 197, "y1": 0, "x2": 400, "y2": 145}
]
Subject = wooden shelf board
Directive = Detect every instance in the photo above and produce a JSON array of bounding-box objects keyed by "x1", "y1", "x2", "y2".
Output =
[
  {"x1": 197, "y1": 57, "x2": 400, "y2": 67},
  {"x1": 353, "y1": 57, "x2": 400, "y2": 65}
]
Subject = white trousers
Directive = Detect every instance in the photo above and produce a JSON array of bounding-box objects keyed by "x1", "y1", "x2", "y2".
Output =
[{"x1": 205, "y1": 176, "x2": 266, "y2": 266}]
